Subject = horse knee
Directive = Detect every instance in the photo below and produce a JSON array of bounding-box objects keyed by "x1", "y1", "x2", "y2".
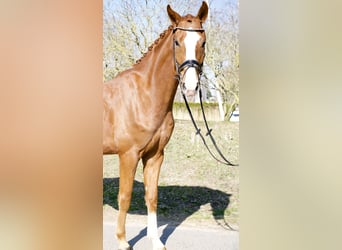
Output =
[
  {"x1": 118, "y1": 193, "x2": 132, "y2": 211},
  {"x1": 145, "y1": 193, "x2": 158, "y2": 211}
]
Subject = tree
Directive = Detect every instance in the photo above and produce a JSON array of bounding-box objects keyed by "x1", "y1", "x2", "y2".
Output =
[
  {"x1": 103, "y1": 0, "x2": 198, "y2": 81},
  {"x1": 204, "y1": 0, "x2": 239, "y2": 117}
]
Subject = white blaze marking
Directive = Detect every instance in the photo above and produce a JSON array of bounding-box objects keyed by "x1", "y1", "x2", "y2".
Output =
[
  {"x1": 183, "y1": 32, "x2": 201, "y2": 91},
  {"x1": 184, "y1": 32, "x2": 200, "y2": 60}
]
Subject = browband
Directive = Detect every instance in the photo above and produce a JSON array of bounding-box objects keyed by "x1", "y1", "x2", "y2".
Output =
[{"x1": 173, "y1": 27, "x2": 205, "y2": 33}]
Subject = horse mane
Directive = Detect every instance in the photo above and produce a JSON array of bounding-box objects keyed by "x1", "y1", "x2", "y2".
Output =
[{"x1": 135, "y1": 25, "x2": 174, "y2": 65}]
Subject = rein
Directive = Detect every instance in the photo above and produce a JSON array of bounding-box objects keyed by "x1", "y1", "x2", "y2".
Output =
[
  {"x1": 173, "y1": 26, "x2": 238, "y2": 166},
  {"x1": 181, "y1": 90, "x2": 238, "y2": 166}
]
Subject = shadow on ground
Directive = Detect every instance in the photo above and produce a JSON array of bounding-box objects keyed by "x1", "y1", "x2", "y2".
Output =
[{"x1": 103, "y1": 178, "x2": 232, "y2": 247}]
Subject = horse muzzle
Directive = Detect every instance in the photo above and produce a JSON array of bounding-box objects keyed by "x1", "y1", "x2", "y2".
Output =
[{"x1": 177, "y1": 60, "x2": 202, "y2": 99}]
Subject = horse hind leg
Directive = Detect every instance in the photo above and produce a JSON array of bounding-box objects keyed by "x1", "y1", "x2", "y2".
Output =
[
  {"x1": 142, "y1": 151, "x2": 166, "y2": 250},
  {"x1": 116, "y1": 151, "x2": 139, "y2": 250}
]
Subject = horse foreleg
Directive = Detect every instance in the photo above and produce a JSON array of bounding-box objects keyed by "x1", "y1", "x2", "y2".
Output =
[
  {"x1": 142, "y1": 152, "x2": 166, "y2": 250},
  {"x1": 116, "y1": 151, "x2": 138, "y2": 250}
]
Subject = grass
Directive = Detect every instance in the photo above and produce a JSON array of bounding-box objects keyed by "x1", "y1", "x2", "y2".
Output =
[{"x1": 103, "y1": 120, "x2": 239, "y2": 229}]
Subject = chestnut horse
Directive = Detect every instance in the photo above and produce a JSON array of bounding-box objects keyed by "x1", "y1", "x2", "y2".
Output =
[{"x1": 103, "y1": 2, "x2": 208, "y2": 249}]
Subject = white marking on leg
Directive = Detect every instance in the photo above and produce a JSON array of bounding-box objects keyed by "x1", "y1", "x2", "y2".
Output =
[
  {"x1": 147, "y1": 212, "x2": 165, "y2": 249},
  {"x1": 147, "y1": 212, "x2": 159, "y2": 238}
]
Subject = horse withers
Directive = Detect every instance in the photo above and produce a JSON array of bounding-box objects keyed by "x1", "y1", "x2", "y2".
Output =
[{"x1": 103, "y1": 2, "x2": 208, "y2": 249}]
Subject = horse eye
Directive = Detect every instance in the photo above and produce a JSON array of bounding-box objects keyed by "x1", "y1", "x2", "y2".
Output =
[
  {"x1": 201, "y1": 41, "x2": 206, "y2": 48},
  {"x1": 174, "y1": 40, "x2": 180, "y2": 47}
]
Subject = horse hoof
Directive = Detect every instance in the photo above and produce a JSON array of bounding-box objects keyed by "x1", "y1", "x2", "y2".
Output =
[
  {"x1": 118, "y1": 247, "x2": 132, "y2": 250},
  {"x1": 117, "y1": 244, "x2": 132, "y2": 250}
]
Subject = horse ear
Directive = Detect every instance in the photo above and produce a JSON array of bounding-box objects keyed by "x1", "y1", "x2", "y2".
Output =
[
  {"x1": 167, "y1": 5, "x2": 181, "y2": 26},
  {"x1": 197, "y1": 1, "x2": 209, "y2": 23}
]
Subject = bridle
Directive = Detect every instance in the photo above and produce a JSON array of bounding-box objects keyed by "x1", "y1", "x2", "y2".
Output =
[
  {"x1": 172, "y1": 26, "x2": 238, "y2": 167},
  {"x1": 172, "y1": 26, "x2": 205, "y2": 85}
]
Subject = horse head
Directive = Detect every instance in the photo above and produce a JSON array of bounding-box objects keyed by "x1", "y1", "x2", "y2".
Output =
[{"x1": 167, "y1": 1, "x2": 208, "y2": 99}]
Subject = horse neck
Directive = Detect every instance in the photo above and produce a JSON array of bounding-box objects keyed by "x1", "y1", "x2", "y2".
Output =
[{"x1": 134, "y1": 29, "x2": 177, "y2": 109}]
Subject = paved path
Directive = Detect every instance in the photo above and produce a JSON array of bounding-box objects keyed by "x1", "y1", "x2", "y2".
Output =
[{"x1": 103, "y1": 221, "x2": 239, "y2": 250}]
